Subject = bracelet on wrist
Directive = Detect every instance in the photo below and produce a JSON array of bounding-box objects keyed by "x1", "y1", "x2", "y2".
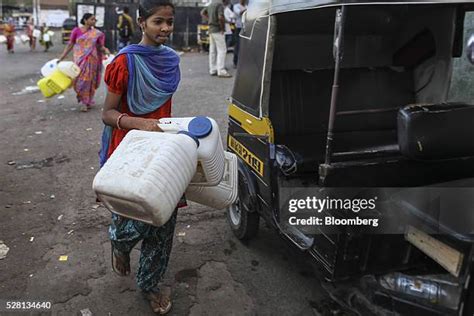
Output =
[{"x1": 116, "y1": 113, "x2": 129, "y2": 130}]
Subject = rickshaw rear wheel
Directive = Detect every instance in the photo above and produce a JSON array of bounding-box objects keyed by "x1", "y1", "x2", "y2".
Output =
[{"x1": 227, "y1": 170, "x2": 260, "y2": 240}]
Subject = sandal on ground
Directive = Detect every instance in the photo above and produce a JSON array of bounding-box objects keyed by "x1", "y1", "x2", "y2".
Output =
[
  {"x1": 80, "y1": 105, "x2": 89, "y2": 112},
  {"x1": 111, "y1": 247, "x2": 130, "y2": 276},
  {"x1": 143, "y1": 291, "x2": 172, "y2": 315}
]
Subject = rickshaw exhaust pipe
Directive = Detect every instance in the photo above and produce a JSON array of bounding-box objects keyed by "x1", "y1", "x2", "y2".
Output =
[{"x1": 320, "y1": 6, "x2": 347, "y2": 185}]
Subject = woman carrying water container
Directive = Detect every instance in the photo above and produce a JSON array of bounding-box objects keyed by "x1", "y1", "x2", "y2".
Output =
[
  {"x1": 26, "y1": 18, "x2": 37, "y2": 51},
  {"x1": 58, "y1": 13, "x2": 110, "y2": 112},
  {"x1": 100, "y1": 1, "x2": 182, "y2": 314},
  {"x1": 40, "y1": 23, "x2": 53, "y2": 52}
]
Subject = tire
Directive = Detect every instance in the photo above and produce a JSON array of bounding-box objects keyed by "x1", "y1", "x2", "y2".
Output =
[{"x1": 227, "y1": 170, "x2": 259, "y2": 240}]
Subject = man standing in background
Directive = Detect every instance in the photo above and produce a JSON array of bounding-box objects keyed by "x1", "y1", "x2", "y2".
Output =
[
  {"x1": 224, "y1": 1, "x2": 236, "y2": 51},
  {"x1": 117, "y1": 7, "x2": 134, "y2": 50},
  {"x1": 201, "y1": 0, "x2": 232, "y2": 78},
  {"x1": 233, "y1": 0, "x2": 247, "y2": 68}
]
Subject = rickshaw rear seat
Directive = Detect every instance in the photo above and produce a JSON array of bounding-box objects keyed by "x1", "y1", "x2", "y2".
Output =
[
  {"x1": 398, "y1": 103, "x2": 474, "y2": 160},
  {"x1": 278, "y1": 136, "x2": 474, "y2": 185},
  {"x1": 319, "y1": 154, "x2": 474, "y2": 187},
  {"x1": 270, "y1": 68, "x2": 414, "y2": 138},
  {"x1": 278, "y1": 130, "x2": 399, "y2": 174},
  {"x1": 270, "y1": 67, "x2": 414, "y2": 173}
]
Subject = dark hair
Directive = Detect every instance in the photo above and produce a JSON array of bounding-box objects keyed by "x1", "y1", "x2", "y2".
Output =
[
  {"x1": 123, "y1": 7, "x2": 129, "y2": 14},
  {"x1": 80, "y1": 13, "x2": 93, "y2": 25},
  {"x1": 138, "y1": 0, "x2": 175, "y2": 20}
]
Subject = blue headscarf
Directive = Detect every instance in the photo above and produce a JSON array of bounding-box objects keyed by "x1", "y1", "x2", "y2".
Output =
[
  {"x1": 99, "y1": 44, "x2": 181, "y2": 167},
  {"x1": 116, "y1": 44, "x2": 181, "y2": 114}
]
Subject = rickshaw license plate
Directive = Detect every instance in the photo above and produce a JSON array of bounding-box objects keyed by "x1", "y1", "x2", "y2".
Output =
[{"x1": 228, "y1": 135, "x2": 264, "y2": 176}]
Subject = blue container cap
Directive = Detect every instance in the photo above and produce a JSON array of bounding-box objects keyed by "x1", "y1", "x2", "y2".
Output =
[{"x1": 188, "y1": 116, "x2": 212, "y2": 138}]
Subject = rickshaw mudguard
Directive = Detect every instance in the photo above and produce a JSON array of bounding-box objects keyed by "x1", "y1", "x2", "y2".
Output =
[{"x1": 236, "y1": 158, "x2": 260, "y2": 213}]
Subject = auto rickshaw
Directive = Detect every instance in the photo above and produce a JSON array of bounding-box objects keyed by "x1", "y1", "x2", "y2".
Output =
[
  {"x1": 62, "y1": 17, "x2": 76, "y2": 44},
  {"x1": 197, "y1": 24, "x2": 209, "y2": 52},
  {"x1": 226, "y1": 0, "x2": 474, "y2": 314}
]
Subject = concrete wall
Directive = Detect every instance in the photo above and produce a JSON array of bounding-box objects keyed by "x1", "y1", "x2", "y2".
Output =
[{"x1": 39, "y1": 9, "x2": 69, "y2": 27}]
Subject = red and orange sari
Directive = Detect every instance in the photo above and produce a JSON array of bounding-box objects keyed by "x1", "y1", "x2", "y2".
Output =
[{"x1": 3, "y1": 22, "x2": 15, "y2": 52}]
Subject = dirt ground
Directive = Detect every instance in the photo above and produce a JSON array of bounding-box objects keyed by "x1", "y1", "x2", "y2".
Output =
[{"x1": 0, "y1": 39, "x2": 340, "y2": 315}]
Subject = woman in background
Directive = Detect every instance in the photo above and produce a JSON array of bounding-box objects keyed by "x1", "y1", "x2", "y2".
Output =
[
  {"x1": 26, "y1": 18, "x2": 36, "y2": 51},
  {"x1": 58, "y1": 13, "x2": 110, "y2": 112},
  {"x1": 40, "y1": 23, "x2": 53, "y2": 52},
  {"x1": 3, "y1": 18, "x2": 15, "y2": 53}
]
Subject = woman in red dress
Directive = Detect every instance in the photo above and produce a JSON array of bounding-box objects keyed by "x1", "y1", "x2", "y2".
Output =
[{"x1": 100, "y1": 1, "x2": 182, "y2": 314}]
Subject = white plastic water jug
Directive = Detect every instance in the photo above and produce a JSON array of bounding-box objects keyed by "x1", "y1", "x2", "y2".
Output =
[
  {"x1": 42, "y1": 33, "x2": 50, "y2": 42},
  {"x1": 185, "y1": 152, "x2": 238, "y2": 210},
  {"x1": 41, "y1": 59, "x2": 59, "y2": 77},
  {"x1": 93, "y1": 130, "x2": 198, "y2": 226},
  {"x1": 32, "y1": 29, "x2": 41, "y2": 38},
  {"x1": 20, "y1": 34, "x2": 30, "y2": 44},
  {"x1": 103, "y1": 54, "x2": 115, "y2": 68},
  {"x1": 158, "y1": 116, "x2": 225, "y2": 186},
  {"x1": 58, "y1": 61, "x2": 81, "y2": 79}
]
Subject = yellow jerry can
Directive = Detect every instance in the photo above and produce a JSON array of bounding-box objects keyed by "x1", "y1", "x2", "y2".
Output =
[
  {"x1": 49, "y1": 69, "x2": 72, "y2": 91},
  {"x1": 37, "y1": 70, "x2": 73, "y2": 98},
  {"x1": 37, "y1": 77, "x2": 57, "y2": 98}
]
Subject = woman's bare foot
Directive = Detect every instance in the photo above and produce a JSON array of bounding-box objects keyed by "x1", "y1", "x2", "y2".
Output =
[
  {"x1": 111, "y1": 247, "x2": 130, "y2": 276},
  {"x1": 144, "y1": 291, "x2": 172, "y2": 315}
]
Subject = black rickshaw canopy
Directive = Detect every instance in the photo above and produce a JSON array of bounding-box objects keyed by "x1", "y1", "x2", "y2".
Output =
[
  {"x1": 248, "y1": 0, "x2": 474, "y2": 16},
  {"x1": 233, "y1": 0, "x2": 473, "y2": 119}
]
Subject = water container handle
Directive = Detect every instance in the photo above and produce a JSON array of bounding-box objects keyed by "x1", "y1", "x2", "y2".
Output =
[
  {"x1": 178, "y1": 131, "x2": 200, "y2": 148},
  {"x1": 157, "y1": 123, "x2": 181, "y2": 133}
]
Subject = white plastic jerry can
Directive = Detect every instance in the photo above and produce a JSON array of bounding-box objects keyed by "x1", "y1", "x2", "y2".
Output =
[
  {"x1": 93, "y1": 130, "x2": 199, "y2": 227},
  {"x1": 185, "y1": 151, "x2": 238, "y2": 210},
  {"x1": 41, "y1": 59, "x2": 59, "y2": 77},
  {"x1": 158, "y1": 116, "x2": 225, "y2": 186},
  {"x1": 20, "y1": 34, "x2": 30, "y2": 44},
  {"x1": 57, "y1": 61, "x2": 81, "y2": 79},
  {"x1": 103, "y1": 54, "x2": 115, "y2": 68}
]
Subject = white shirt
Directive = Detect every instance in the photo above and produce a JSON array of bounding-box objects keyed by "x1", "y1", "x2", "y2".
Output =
[
  {"x1": 233, "y1": 3, "x2": 247, "y2": 29},
  {"x1": 224, "y1": 6, "x2": 236, "y2": 35}
]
